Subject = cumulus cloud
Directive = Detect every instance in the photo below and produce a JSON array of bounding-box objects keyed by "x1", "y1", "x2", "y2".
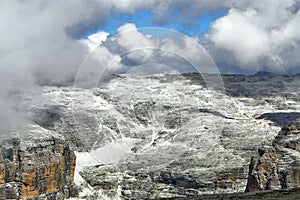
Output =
[
  {"x1": 76, "y1": 0, "x2": 300, "y2": 73},
  {"x1": 79, "y1": 31, "x2": 109, "y2": 52},
  {"x1": 204, "y1": 0, "x2": 300, "y2": 73},
  {"x1": 3, "y1": 0, "x2": 297, "y2": 91},
  {"x1": 205, "y1": 9, "x2": 271, "y2": 68},
  {"x1": 0, "y1": 0, "x2": 111, "y2": 85},
  {"x1": 100, "y1": 24, "x2": 218, "y2": 73},
  {"x1": 77, "y1": 23, "x2": 223, "y2": 92}
]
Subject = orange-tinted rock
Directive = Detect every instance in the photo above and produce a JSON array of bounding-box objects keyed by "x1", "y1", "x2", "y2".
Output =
[
  {"x1": 0, "y1": 124, "x2": 77, "y2": 199},
  {"x1": 246, "y1": 119, "x2": 300, "y2": 192}
]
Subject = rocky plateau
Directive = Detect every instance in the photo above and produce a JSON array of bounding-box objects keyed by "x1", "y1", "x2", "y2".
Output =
[{"x1": 1, "y1": 73, "x2": 300, "y2": 199}]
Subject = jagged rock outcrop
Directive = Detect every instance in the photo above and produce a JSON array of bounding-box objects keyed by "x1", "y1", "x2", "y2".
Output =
[
  {"x1": 0, "y1": 124, "x2": 77, "y2": 199},
  {"x1": 246, "y1": 118, "x2": 300, "y2": 192}
]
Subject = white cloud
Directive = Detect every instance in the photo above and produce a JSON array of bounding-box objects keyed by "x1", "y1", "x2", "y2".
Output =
[
  {"x1": 89, "y1": 24, "x2": 219, "y2": 75},
  {"x1": 112, "y1": 0, "x2": 154, "y2": 13},
  {"x1": 204, "y1": 0, "x2": 300, "y2": 72},
  {"x1": 0, "y1": 0, "x2": 115, "y2": 129},
  {"x1": 80, "y1": 31, "x2": 109, "y2": 52},
  {"x1": 207, "y1": 9, "x2": 270, "y2": 67},
  {"x1": 117, "y1": 23, "x2": 138, "y2": 33},
  {"x1": 79, "y1": 0, "x2": 300, "y2": 73}
]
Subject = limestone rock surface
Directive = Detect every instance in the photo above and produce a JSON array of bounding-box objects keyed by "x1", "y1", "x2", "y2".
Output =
[
  {"x1": 0, "y1": 124, "x2": 77, "y2": 199},
  {"x1": 246, "y1": 118, "x2": 300, "y2": 192}
]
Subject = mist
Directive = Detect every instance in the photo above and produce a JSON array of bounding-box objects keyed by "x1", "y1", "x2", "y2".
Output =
[{"x1": 0, "y1": 0, "x2": 112, "y2": 131}]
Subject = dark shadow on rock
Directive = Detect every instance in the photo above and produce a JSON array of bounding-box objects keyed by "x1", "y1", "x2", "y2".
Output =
[{"x1": 256, "y1": 113, "x2": 300, "y2": 127}]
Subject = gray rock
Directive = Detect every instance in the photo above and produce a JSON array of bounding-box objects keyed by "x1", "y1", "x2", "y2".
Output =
[
  {"x1": 0, "y1": 124, "x2": 77, "y2": 199},
  {"x1": 246, "y1": 118, "x2": 300, "y2": 192},
  {"x1": 8, "y1": 74, "x2": 300, "y2": 199}
]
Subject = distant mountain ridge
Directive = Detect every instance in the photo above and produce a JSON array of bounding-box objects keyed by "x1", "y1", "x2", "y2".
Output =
[{"x1": 253, "y1": 71, "x2": 273, "y2": 76}]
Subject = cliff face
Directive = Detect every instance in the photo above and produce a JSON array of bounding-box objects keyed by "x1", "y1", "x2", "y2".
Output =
[
  {"x1": 0, "y1": 124, "x2": 77, "y2": 199},
  {"x1": 246, "y1": 118, "x2": 300, "y2": 192}
]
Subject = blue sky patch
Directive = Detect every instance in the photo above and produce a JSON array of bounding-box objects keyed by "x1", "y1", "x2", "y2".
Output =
[{"x1": 79, "y1": 9, "x2": 228, "y2": 39}]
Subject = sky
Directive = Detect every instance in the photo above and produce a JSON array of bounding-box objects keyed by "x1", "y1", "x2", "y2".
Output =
[
  {"x1": 0, "y1": 0, "x2": 300, "y2": 129},
  {"x1": 76, "y1": 9, "x2": 228, "y2": 39},
  {"x1": 74, "y1": 0, "x2": 300, "y2": 75}
]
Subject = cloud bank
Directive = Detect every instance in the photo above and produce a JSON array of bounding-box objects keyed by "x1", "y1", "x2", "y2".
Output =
[
  {"x1": 1, "y1": 0, "x2": 299, "y2": 89},
  {"x1": 77, "y1": 0, "x2": 300, "y2": 73},
  {"x1": 76, "y1": 23, "x2": 221, "y2": 89},
  {"x1": 204, "y1": 0, "x2": 300, "y2": 73}
]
